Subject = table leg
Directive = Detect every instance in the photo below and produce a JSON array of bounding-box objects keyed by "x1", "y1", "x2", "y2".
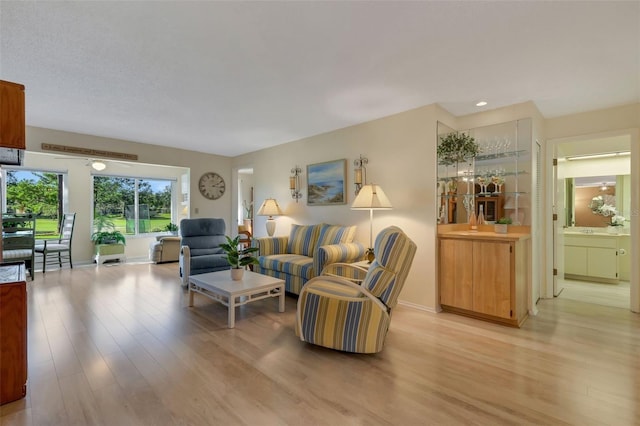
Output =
[
  {"x1": 228, "y1": 296, "x2": 235, "y2": 328},
  {"x1": 278, "y1": 285, "x2": 285, "y2": 313},
  {"x1": 188, "y1": 283, "x2": 194, "y2": 307}
]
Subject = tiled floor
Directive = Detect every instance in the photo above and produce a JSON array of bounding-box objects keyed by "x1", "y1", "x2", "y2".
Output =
[{"x1": 557, "y1": 278, "x2": 630, "y2": 309}]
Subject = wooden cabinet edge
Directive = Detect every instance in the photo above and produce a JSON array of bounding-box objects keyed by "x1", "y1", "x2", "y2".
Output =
[{"x1": 440, "y1": 304, "x2": 528, "y2": 328}]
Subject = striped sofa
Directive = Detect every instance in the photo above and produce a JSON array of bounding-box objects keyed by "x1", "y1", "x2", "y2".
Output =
[
  {"x1": 251, "y1": 223, "x2": 366, "y2": 295},
  {"x1": 296, "y1": 226, "x2": 417, "y2": 353}
]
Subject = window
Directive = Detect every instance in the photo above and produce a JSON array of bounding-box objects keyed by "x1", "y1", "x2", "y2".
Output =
[
  {"x1": 93, "y1": 176, "x2": 175, "y2": 236},
  {"x1": 2, "y1": 169, "x2": 65, "y2": 238}
]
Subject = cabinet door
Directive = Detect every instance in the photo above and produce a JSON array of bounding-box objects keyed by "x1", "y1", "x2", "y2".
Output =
[
  {"x1": 0, "y1": 80, "x2": 26, "y2": 149},
  {"x1": 564, "y1": 246, "x2": 587, "y2": 275},
  {"x1": 472, "y1": 240, "x2": 512, "y2": 319},
  {"x1": 587, "y1": 247, "x2": 618, "y2": 279},
  {"x1": 0, "y1": 281, "x2": 27, "y2": 404},
  {"x1": 439, "y1": 238, "x2": 473, "y2": 310}
]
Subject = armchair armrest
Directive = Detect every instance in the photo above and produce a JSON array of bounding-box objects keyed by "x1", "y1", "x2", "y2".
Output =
[
  {"x1": 251, "y1": 236, "x2": 289, "y2": 256},
  {"x1": 314, "y1": 242, "x2": 366, "y2": 276},
  {"x1": 321, "y1": 262, "x2": 368, "y2": 283},
  {"x1": 179, "y1": 245, "x2": 191, "y2": 287}
]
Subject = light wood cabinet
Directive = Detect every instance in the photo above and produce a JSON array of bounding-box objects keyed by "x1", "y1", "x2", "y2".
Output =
[
  {"x1": 439, "y1": 231, "x2": 530, "y2": 327},
  {"x1": 0, "y1": 263, "x2": 27, "y2": 405},
  {"x1": 0, "y1": 80, "x2": 26, "y2": 150}
]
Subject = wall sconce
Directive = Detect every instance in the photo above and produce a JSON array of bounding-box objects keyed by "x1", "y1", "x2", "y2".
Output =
[
  {"x1": 290, "y1": 166, "x2": 302, "y2": 202},
  {"x1": 353, "y1": 155, "x2": 368, "y2": 195}
]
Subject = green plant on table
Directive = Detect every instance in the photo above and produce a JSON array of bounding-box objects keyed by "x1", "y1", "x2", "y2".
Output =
[
  {"x1": 165, "y1": 222, "x2": 179, "y2": 232},
  {"x1": 220, "y1": 235, "x2": 259, "y2": 269},
  {"x1": 497, "y1": 217, "x2": 512, "y2": 225}
]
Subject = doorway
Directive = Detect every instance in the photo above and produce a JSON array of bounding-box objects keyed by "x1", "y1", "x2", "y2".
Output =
[{"x1": 549, "y1": 132, "x2": 636, "y2": 310}]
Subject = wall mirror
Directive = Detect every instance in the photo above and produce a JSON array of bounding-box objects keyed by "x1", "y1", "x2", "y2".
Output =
[{"x1": 565, "y1": 175, "x2": 629, "y2": 228}]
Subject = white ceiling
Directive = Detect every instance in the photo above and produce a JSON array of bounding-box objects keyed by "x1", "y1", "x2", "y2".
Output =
[{"x1": 1, "y1": 1, "x2": 638, "y2": 157}]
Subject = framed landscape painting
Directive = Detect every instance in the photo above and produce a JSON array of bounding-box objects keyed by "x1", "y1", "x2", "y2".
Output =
[{"x1": 307, "y1": 159, "x2": 347, "y2": 205}]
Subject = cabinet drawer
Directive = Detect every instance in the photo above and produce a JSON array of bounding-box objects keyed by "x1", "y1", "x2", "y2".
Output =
[{"x1": 564, "y1": 235, "x2": 618, "y2": 249}]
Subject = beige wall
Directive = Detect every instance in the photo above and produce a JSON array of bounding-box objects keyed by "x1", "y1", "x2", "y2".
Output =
[
  {"x1": 233, "y1": 103, "x2": 447, "y2": 310},
  {"x1": 24, "y1": 126, "x2": 232, "y2": 263}
]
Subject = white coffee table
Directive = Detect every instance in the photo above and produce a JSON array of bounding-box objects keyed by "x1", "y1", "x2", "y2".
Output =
[{"x1": 188, "y1": 270, "x2": 285, "y2": 328}]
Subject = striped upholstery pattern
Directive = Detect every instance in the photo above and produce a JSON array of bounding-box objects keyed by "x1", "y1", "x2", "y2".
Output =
[
  {"x1": 287, "y1": 224, "x2": 321, "y2": 256},
  {"x1": 317, "y1": 224, "x2": 356, "y2": 247},
  {"x1": 296, "y1": 226, "x2": 416, "y2": 353},
  {"x1": 314, "y1": 242, "x2": 366, "y2": 276},
  {"x1": 364, "y1": 227, "x2": 417, "y2": 308},
  {"x1": 252, "y1": 236, "x2": 289, "y2": 256},
  {"x1": 258, "y1": 254, "x2": 314, "y2": 280},
  {"x1": 253, "y1": 224, "x2": 365, "y2": 295},
  {"x1": 257, "y1": 268, "x2": 307, "y2": 296}
]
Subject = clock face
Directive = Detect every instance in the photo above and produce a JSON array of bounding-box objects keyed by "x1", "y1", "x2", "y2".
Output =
[{"x1": 198, "y1": 172, "x2": 225, "y2": 200}]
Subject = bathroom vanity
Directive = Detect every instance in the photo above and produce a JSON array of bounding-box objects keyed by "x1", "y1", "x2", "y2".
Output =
[{"x1": 564, "y1": 230, "x2": 630, "y2": 282}]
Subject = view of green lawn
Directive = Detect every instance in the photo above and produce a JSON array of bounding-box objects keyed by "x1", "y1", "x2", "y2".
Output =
[
  {"x1": 36, "y1": 214, "x2": 173, "y2": 239},
  {"x1": 103, "y1": 214, "x2": 172, "y2": 235}
]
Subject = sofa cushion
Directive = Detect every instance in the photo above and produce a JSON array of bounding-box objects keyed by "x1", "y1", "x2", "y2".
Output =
[
  {"x1": 317, "y1": 224, "x2": 356, "y2": 248},
  {"x1": 287, "y1": 224, "x2": 321, "y2": 257},
  {"x1": 259, "y1": 254, "x2": 315, "y2": 280}
]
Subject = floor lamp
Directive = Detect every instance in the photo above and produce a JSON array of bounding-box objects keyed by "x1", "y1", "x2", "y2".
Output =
[
  {"x1": 351, "y1": 184, "x2": 392, "y2": 262},
  {"x1": 257, "y1": 198, "x2": 283, "y2": 236}
]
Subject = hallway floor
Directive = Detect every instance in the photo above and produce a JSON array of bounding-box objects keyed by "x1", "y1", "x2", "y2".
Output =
[{"x1": 557, "y1": 278, "x2": 630, "y2": 309}]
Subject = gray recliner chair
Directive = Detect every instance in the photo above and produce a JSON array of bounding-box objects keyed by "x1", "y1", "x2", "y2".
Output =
[{"x1": 179, "y1": 218, "x2": 230, "y2": 287}]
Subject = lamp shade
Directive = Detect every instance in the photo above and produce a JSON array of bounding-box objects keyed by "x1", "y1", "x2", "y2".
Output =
[
  {"x1": 257, "y1": 198, "x2": 283, "y2": 217},
  {"x1": 351, "y1": 184, "x2": 393, "y2": 210}
]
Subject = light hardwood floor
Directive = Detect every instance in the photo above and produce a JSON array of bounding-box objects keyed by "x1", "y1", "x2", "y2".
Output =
[
  {"x1": 1, "y1": 262, "x2": 639, "y2": 425},
  {"x1": 558, "y1": 278, "x2": 630, "y2": 309}
]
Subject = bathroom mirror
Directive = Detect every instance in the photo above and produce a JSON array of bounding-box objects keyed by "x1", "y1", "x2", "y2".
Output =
[{"x1": 565, "y1": 175, "x2": 629, "y2": 227}]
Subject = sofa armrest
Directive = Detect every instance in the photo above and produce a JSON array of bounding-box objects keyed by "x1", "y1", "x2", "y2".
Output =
[
  {"x1": 179, "y1": 245, "x2": 191, "y2": 287},
  {"x1": 251, "y1": 236, "x2": 289, "y2": 256},
  {"x1": 314, "y1": 242, "x2": 366, "y2": 276}
]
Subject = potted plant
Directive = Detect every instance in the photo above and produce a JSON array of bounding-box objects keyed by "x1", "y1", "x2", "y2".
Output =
[
  {"x1": 91, "y1": 216, "x2": 126, "y2": 245},
  {"x1": 494, "y1": 217, "x2": 512, "y2": 234},
  {"x1": 91, "y1": 215, "x2": 126, "y2": 263},
  {"x1": 165, "y1": 222, "x2": 179, "y2": 235},
  {"x1": 220, "y1": 235, "x2": 259, "y2": 280},
  {"x1": 437, "y1": 132, "x2": 481, "y2": 165}
]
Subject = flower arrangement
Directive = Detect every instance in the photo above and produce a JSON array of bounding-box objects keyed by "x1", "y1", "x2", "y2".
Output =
[
  {"x1": 608, "y1": 215, "x2": 625, "y2": 227},
  {"x1": 243, "y1": 200, "x2": 253, "y2": 219},
  {"x1": 437, "y1": 132, "x2": 481, "y2": 165},
  {"x1": 592, "y1": 202, "x2": 625, "y2": 226},
  {"x1": 596, "y1": 203, "x2": 617, "y2": 217}
]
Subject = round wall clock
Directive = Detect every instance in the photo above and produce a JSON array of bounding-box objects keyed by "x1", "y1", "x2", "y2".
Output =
[{"x1": 198, "y1": 172, "x2": 226, "y2": 200}]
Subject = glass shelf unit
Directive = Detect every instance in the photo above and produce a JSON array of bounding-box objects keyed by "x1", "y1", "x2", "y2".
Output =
[{"x1": 437, "y1": 118, "x2": 532, "y2": 225}]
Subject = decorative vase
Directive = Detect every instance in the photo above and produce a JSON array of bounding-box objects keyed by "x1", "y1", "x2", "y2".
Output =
[
  {"x1": 607, "y1": 226, "x2": 619, "y2": 234},
  {"x1": 230, "y1": 268, "x2": 244, "y2": 281}
]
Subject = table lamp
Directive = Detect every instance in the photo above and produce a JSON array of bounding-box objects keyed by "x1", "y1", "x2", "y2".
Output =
[{"x1": 257, "y1": 198, "x2": 283, "y2": 236}]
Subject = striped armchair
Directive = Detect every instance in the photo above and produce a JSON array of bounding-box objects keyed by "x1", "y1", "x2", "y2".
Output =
[
  {"x1": 296, "y1": 226, "x2": 417, "y2": 354},
  {"x1": 252, "y1": 223, "x2": 366, "y2": 295}
]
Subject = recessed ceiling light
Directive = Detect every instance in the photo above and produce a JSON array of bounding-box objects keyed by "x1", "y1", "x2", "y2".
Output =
[{"x1": 475, "y1": 101, "x2": 488, "y2": 107}]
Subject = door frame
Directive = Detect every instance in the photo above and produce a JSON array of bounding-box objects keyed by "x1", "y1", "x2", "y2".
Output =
[{"x1": 544, "y1": 129, "x2": 639, "y2": 312}]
